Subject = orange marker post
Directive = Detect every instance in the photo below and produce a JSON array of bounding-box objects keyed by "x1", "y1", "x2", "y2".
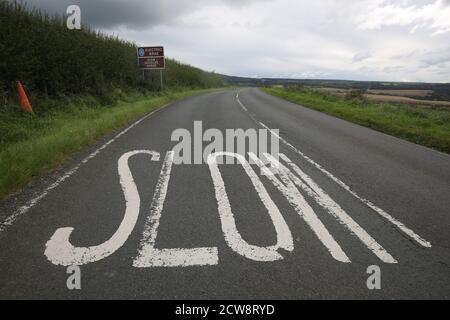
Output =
[{"x1": 16, "y1": 81, "x2": 33, "y2": 113}]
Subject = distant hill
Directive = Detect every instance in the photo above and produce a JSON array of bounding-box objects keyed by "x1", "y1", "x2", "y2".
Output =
[{"x1": 220, "y1": 74, "x2": 450, "y2": 101}]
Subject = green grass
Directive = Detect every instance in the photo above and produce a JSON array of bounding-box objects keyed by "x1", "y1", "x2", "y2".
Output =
[
  {"x1": 0, "y1": 88, "x2": 222, "y2": 199},
  {"x1": 263, "y1": 87, "x2": 450, "y2": 154}
]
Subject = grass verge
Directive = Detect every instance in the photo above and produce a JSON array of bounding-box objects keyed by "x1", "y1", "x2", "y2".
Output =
[
  {"x1": 263, "y1": 87, "x2": 450, "y2": 154},
  {"x1": 0, "y1": 88, "x2": 221, "y2": 199}
]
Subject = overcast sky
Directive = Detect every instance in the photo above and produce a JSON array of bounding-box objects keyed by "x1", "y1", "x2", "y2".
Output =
[{"x1": 17, "y1": 0, "x2": 450, "y2": 82}]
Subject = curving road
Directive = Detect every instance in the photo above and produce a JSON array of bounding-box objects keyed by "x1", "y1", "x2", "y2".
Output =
[{"x1": 0, "y1": 88, "x2": 449, "y2": 299}]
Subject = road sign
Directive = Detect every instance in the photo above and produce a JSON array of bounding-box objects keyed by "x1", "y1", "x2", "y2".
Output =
[
  {"x1": 137, "y1": 46, "x2": 165, "y2": 90},
  {"x1": 137, "y1": 46, "x2": 165, "y2": 69},
  {"x1": 137, "y1": 46, "x2": 164, "y2": 58},
  {"x1": 138, "y1": 57, "x2": 165, "y2": 69}
]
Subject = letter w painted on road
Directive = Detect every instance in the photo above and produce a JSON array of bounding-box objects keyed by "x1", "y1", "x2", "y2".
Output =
[{"x1": 249, "y1": 152, "x2": 397, "y2": 264}]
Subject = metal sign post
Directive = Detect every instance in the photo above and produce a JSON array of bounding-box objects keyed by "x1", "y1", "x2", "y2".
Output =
[{"x1": 137, "y1": 46, "x2": 165, "y2": 90}]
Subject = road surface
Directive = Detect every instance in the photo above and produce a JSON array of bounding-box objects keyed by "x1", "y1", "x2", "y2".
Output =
[{"x1": 0, "y1": 88, "x2": 449, "y2": 299}]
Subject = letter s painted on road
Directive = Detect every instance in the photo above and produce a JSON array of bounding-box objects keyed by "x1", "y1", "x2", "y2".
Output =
[{"x1": 44, "y1": 150, "x2": 160, "y2": 266}]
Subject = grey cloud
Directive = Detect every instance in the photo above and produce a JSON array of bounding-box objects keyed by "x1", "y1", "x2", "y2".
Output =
[
  {"x1": 8, "y1": 0, "x2": 450, "y2": 82},
  {"x1": 383, "y1": 65, "x2": 404, "y2": 73},
  {"x1": 419, "y1": 47, "x2": 450, "y2": 66},
  {"x1": 12, "y1": 0, "x2": 265, "y2": 29},
  {"x1": 391, "y1": 50, "x2": 420, "y2": 60},
  {"x1": 352, "y1": 52, "x2": 371, "y2": 63},
  {"x1": 15, "y1": 0, "x2": 198, "y2": 28}
]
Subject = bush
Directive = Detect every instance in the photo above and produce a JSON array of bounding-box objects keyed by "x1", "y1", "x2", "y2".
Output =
[{"x1": 0, "y1": 1, "x2": 223, "y2": 111}]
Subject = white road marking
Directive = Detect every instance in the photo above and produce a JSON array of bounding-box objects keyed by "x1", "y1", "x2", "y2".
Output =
[
  {"x1": 44, "y1": 150, "x2": 160, "y2": 266},
  {"x1": 133, "y1": 151, "x2": 218, "y2": 267},
  {"x1": 270, "y1": 153, "x2": 397, "y2": 263},
  {"x1": 236, "y1": 93, "x2": 431, "y2": 248},
  {"x1": 0, "y1": 104, "x2": 171, "y2": 233},
  {"x1": 208, "y1": 152, "x2": 294, "y2": 261},
  {"x1": 249, "y1": 152, "x2": 351, "y2": 263}
]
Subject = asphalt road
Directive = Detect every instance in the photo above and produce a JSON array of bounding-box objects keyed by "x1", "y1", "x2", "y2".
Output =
[{"x1": 0, "y1": 88, "x2": 449, "y2": 299}]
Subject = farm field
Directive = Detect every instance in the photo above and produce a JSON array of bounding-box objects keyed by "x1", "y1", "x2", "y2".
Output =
[
  {"x1": 263, "y1": 86, "x2": 450, "y2": 154},
  {"x1": 313, "y1": 87, "x2": 450, "y2": 109}
]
